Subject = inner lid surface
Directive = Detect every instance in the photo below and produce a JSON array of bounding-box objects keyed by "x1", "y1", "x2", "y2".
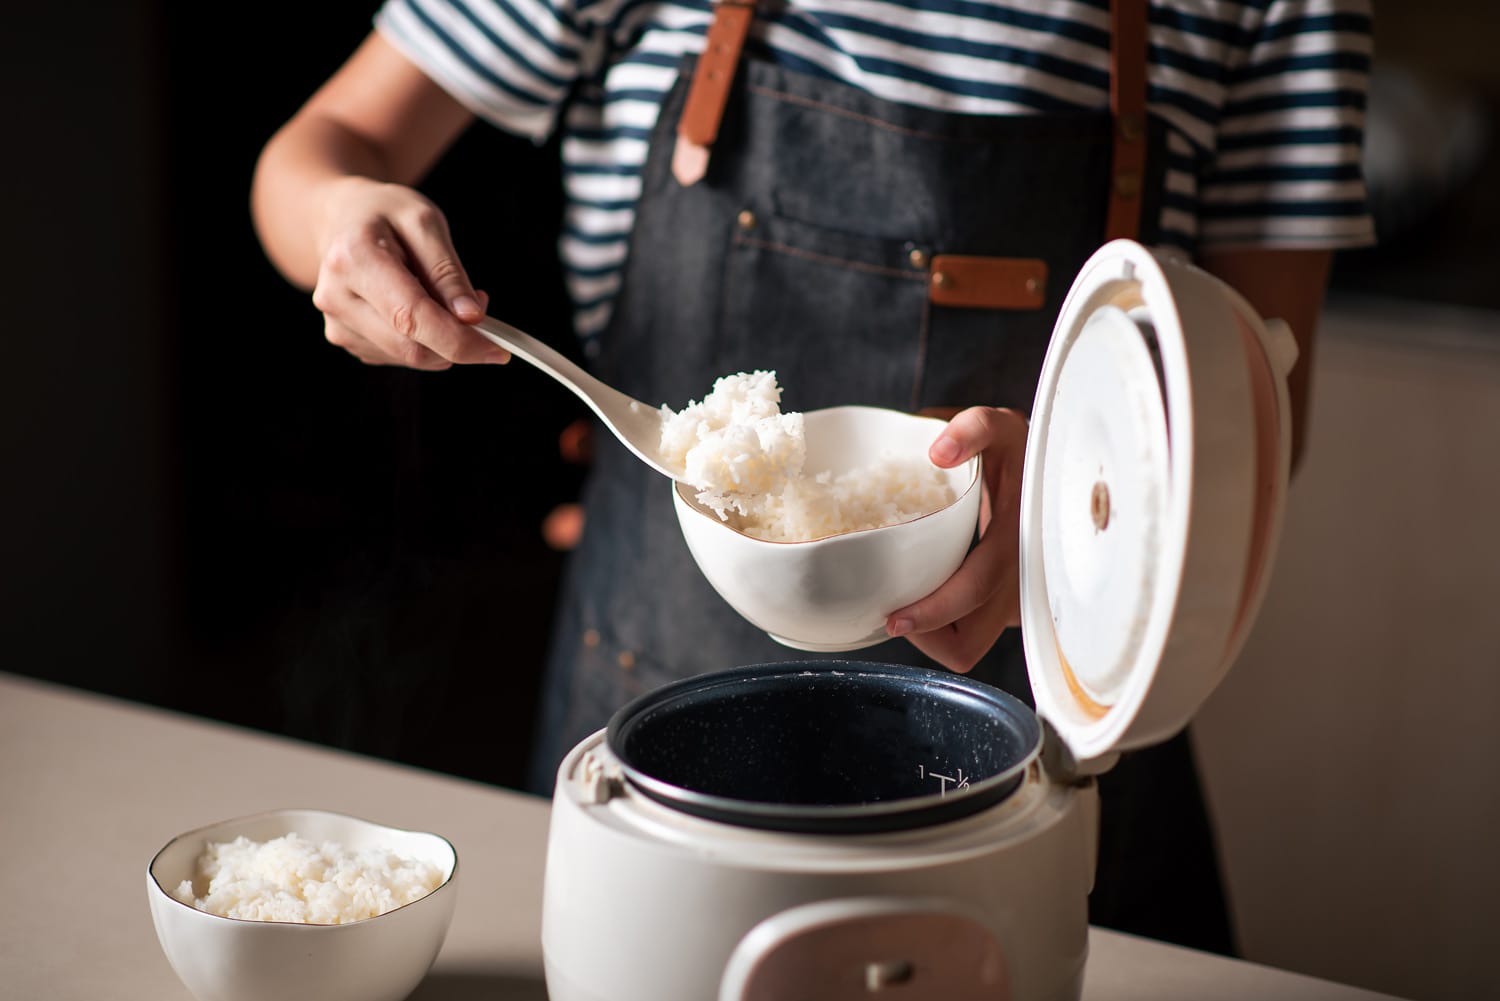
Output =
[
  {"x1": 606, "y1": 662, "x2": 1041, "y2": 833},
  {"x1": 1040, "y1": 304, "x2": 1172, "y2": 705}
]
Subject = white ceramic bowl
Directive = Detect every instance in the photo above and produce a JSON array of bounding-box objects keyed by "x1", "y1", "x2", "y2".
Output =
[
  {"x1": 672, "y1": 405, "x2": 982, "y2": 651},
  {"x1": 147, "y1": 809, "x2": 458, "y2": 1001}
]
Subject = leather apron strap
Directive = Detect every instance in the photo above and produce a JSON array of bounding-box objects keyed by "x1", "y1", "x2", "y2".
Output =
[
  {"x1": 1106, "y1": 0, "x2": 1149, "y2": 242},
  {"x1": 672, "y1": 0, "x2": 757, "y2": 187},
  {"x1": 671, "y1": 0, "x2": 1149, "y2": 306}
]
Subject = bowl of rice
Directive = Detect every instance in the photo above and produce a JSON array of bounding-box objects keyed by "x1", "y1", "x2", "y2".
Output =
[
  {"x1": 146, "y1": 808, "x2": 458, "y2": 1001},
  {"x1": 661, "y1": 374, "x2": 981, "y2": 651}
]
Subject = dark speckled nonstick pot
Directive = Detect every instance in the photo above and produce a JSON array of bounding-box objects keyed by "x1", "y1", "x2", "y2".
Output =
[{"x1": 606, "y1": 661, "x2": 1042, "y2": 834}]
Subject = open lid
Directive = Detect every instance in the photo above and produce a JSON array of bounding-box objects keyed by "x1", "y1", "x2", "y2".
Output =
[{"x1": 1020, "y1": 240, "x2": 1298, "y2": 770}]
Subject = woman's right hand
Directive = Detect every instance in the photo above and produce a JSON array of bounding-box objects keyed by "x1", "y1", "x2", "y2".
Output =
[{"x1": 308, "y1": 176, "x2": 509, "y2": 370}]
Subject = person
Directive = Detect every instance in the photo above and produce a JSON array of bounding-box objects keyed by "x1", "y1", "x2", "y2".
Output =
[{"x1": 251, "y1": 0, "x2": 1375, "y2": 955}]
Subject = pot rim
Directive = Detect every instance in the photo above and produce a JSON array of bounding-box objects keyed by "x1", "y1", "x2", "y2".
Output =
[{"x1": 605, "y1": 661, "x2": 1043, "y2": 834}]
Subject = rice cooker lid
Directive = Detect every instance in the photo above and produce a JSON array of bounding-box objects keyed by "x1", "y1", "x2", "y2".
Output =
[{"x1": 1020, "y1": 240, "x2": 1297, "y2": 768}]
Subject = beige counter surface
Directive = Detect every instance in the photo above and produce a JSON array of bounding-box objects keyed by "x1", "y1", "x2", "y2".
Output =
[{"x1": 0, "y1": 672, "x2": 1405, "y2": 1001}]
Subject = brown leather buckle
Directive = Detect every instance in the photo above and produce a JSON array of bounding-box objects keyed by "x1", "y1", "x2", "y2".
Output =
[{"x1": 927, "y1": 256, "x2": 1047, "y2": 310}]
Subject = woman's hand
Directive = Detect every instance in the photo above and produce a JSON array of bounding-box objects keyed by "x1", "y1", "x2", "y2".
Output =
[
  {"x1": 309, "y1": 176, "x2": 507, "y2": 370},
  {"x1": 885, "y1": 406, "x2": 1028, "y2": 673},
  {"x1": 251, "y1": 32, "x2": 505, "y2": 369}
]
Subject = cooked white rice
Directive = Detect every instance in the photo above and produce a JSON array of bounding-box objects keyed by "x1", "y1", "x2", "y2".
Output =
[
  {"x1": 171, "y1": 832, "x2": 444, "y2": 924},
  {"x1": 659, "y1": 370, "x2": 805, "y2": 496},
  {"x1": 659, "y1": 371, "x2": 955, "y2": 542}
]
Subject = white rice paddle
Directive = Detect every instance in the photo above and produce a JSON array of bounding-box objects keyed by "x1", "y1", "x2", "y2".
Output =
[{"x1": 471, "y1": 316, "x2": 687, "y2": 481}]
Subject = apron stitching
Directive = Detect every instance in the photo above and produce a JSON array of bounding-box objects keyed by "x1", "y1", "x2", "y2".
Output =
[
  {"x1": 910, "y1": 294, "x2": 931, "y2": 412},
  {"x1": 746, "y1": 82, "x2": 1113, "y2": 146},
  {"x1": 746, "y1": 83, "x2": 970, "y2": 143},
  {"x1": 734, "y1": 234, "x2": 930, "y2": 280}
]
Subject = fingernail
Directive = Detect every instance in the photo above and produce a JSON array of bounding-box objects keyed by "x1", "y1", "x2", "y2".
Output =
[
  {"x1": 931, "y1": 436, "x2": 960, "y2": 465},
  {"x1": 452, "y1": 295, "x2": 480, "y2": 318},
  {"x1": 887, "y1": 617, "x2": 913, "y2": 637}
]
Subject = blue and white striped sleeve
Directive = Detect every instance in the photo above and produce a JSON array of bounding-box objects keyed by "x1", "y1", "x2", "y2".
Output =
[
  {"x1": 375, "y1": 0, "x2": 604, "y2": 143},
  {"x1": 1200, "y1": 0, "x2": 1376, "y2": 250}
]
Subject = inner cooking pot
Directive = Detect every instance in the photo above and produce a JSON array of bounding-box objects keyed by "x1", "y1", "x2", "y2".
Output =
[{"x1": 606, "y1": 662, "x2": 1042, "y2": 834}]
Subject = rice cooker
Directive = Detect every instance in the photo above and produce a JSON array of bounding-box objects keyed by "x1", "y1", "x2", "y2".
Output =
[{"x1": 541, "y1": 239, "x2": 1297, "y2": 1001}]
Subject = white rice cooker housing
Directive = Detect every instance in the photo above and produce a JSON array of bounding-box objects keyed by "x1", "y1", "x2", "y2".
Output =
[{"x1": 541, "y1": 240, "x2": 1296, "y2": 1001}]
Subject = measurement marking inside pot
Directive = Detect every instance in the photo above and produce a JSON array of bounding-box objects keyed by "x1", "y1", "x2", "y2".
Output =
[{"x1": 918, "y1": 764, "x2": 969, "y2": 796}]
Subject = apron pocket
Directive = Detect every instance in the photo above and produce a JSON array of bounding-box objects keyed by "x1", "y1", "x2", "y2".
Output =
[{"x1": 719, "y1": 209, "x2": 932, "y2": 412}]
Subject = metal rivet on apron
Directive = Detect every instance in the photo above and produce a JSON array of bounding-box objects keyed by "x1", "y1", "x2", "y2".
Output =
[
  {"x1": 1114, "y1": 169, "x2": 1141, "y2": 200},
  {"x1": 737, "y1": 209, "x2": 756, "y2": 230},
  {"x1": 1025, "y1": 276, "x2": 1041, "y2": 295},
  {"x1": 931, "y1": 271, "x2": 949, "y2": 289},
  {"x1": 617, "y1": 650, "x2": 636, "y2": 670},
  {"x1": 582, "y1": 628, "x2": 600, "y2": 649},
  {"x1": 907, "y1": 248, "x2": 928, "y2": 269},
  {"x1": 1118, "y1": 113, "x2": 1144, "y2": 143}
]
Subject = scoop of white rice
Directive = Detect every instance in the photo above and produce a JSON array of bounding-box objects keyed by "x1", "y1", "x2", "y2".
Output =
[
  {"x1": 171, "y1": 832, "x2": 444, "y2": 924},
  {"x1": 658, "y1": 370, "x2": 806, "y2": 497},
  {"x1": 659, "y1": 371, "x2": 955, "y2": 542}
]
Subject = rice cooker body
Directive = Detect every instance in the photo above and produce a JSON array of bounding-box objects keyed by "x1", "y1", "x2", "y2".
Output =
[
  {"x1": 539, "y1": 241, "x2": 1297, "y2": 1001},
  {"x1": 542, "y1": 728, "x2": 1100, "y2": 1001}
]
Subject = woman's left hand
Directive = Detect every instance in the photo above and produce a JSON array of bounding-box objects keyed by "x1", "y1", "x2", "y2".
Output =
[{"x1": 885, "y1": 406, "x2": 1028, "y2": 673}]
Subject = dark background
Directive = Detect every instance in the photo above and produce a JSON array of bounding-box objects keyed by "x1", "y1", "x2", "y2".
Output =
[
  {"x1": 3, "y1": 3, "x2": 1496, "y2": 794},
  {"x1": 4, "y1": 2, "x2": 585, "y2": 792}
]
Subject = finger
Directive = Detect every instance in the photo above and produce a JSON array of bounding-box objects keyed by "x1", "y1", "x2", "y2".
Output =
[
  {"x1": 399, "y1": 203, "x2": 485, "y2": 323},
  {"x1": 928, "y1": 406, "x2": 1027, "y2": 468},
  {"x1": 318, "y1": 281, "x2": 452, "y2": 369},
  {"x1": 467, "y1": 288, "x2": 510, "y2": 364},
  {"x1": 900, "y1": 583, "x2": 1020, "y2": 673},
  {"x1": 323, "y1": 308, "x2": 450, "y2": 370},
  {"x1": 886, "y1": 522, "x2": 1015, "y2": 638},
  {"x1": 330, "y1": 221, "x2": 501, "y2": 365}
]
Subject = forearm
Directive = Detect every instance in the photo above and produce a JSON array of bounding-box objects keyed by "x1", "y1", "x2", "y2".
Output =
[
  {"x1": 251, "y1": 115, "x2": 394, "y2": 290},
  {"x1": 249, "y1": 31, "x2": 475, "y2": 290}
]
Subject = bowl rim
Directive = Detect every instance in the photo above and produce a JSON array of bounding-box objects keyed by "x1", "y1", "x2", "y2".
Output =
[
  {"x1": 673, "y1": 405, "x2": 982, "y2": 546},
  {"x1": 147, "y1": 807, "x2": 458, "y2": 928}
]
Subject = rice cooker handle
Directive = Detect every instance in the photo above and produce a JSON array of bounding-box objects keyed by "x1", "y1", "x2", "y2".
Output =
[
  {"x1": 718, "y1": 897, "x2": 1009, "y2": 1001},
  {"x1": 1262, "y1": 317, "x2": 1300, "y2": 379}
]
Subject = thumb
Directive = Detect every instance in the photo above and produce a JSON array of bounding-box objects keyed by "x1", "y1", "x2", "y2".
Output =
[
  {"x1": 403, "y1": 207, "x2": 483, "y2": 322},
  {"x1": 929, "y1": 406, "x2": 1028, "y2": 467}
]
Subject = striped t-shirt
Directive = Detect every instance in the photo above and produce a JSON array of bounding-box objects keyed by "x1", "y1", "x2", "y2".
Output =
[{"x1": 375, "y1": 0, "x2": 1376, "y2": 344}]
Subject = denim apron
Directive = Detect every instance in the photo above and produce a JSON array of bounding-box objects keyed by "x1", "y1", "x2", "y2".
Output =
[{"x1": 529, "y1": 12, "x2": 1235, "y2": 955}]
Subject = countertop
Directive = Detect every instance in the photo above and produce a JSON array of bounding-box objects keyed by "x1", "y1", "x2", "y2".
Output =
[{"x1": 0, "y1": 672, "x2": 1407, "y2": 1001}]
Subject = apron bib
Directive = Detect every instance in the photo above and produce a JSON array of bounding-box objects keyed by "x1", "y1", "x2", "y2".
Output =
[{"x1": 530, "y1": 4, "x2": 1235, "y2": 954}]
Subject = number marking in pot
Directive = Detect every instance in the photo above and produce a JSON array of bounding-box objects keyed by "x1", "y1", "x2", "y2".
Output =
[{"x1": 918, "y1": 764, "x2": 970, "y2": 797}]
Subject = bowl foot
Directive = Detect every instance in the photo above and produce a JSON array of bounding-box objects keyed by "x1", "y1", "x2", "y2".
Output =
[{"x1": 766, "y1": 628, "x2": 887, "y2": 652}]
